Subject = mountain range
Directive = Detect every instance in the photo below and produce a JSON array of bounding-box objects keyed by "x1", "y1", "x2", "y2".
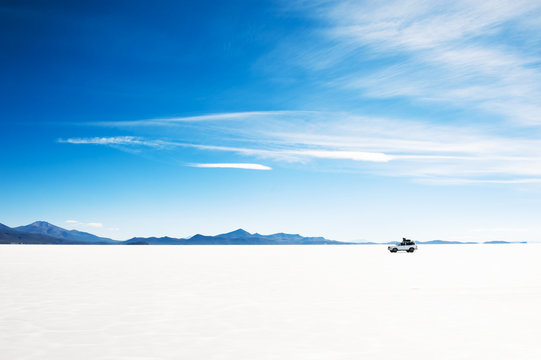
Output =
[
  {"x1": 0, "y1": 221, "x2": 353, "y2": 245},
  {"x1": 0, "y1": 221, "x2": 528, "y2": 245}
]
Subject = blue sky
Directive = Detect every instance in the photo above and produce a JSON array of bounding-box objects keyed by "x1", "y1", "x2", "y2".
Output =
[{"x1": 3, "y1": 0, "x2": 541, "y2": 242}]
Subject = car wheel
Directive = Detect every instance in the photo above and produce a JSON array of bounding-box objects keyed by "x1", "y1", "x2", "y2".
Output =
[
  {"x1": 408, "y1": 248, "x2": 415, "y2": 252},
  {"x1": 391, "y1": 248, "x2": 397, "y2": 253}
]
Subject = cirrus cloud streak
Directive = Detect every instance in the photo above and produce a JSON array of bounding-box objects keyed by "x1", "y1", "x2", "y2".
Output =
[
  {"x1": 284, "y1": 0, "x2": 541, "y2": 125},
  {"x1": 60, "y1": 110, "x2": 541, "y2": 184},
  {"x1": 190, "y1": 163, "x2": 272, "y2": 170}
]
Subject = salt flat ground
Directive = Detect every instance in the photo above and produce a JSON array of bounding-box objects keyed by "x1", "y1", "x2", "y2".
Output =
[{"x1": 1, "y1": 245, "x2": 541, "y2": 360}]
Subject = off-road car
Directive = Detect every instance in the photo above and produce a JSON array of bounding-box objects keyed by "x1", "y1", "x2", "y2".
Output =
[{"x1": 388, "y1": 238, "x2": 417, "y2": 253}]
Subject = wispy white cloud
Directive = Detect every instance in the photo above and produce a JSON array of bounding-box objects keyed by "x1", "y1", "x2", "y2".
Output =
[
  {"x1": 87, "y1": 222, "x2": 103, "y2": 228},
  {"x1": 59, "y1": 136, "x2": 139, "y2": 145},
  {"x1": 57, "y1": 136, "x2": 172, "y2": 148},
  {"x1": 92, "y1": 111, "x2": 315, "y2": 127},
  {"x1": 188, "y1": 143, "x2": 393, "y2": 163},
  {"x1": 290, "y1": 0, "x2": 541, "y2": 125},
  {"x1": 62, "y1": 110, "x2": 541, "y2": 184},
  {"x1": 419, "y1": 178, "x2": 541, "y2": 185},
  {"x1": 65, "y1": 220, "x2": 104, "y2": 228},
  {"x1": 471, "y1": 227, "x2": 529, "y2": 233},
  {"x1": 293, "y1": 150, "x2": 391, "y2": 162},
  {"x1": 190, "y1": 163, "x2": 272, "y2": 170}
]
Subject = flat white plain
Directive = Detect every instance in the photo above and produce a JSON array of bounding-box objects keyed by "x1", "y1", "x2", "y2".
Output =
[{"x1": 1, "y1": 245, "x2": 540, "y2": 360}]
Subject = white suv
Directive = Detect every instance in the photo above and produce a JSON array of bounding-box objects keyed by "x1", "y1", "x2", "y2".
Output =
[{"x1": 388, "y1": 238, "x2": 418, "y2": 253}]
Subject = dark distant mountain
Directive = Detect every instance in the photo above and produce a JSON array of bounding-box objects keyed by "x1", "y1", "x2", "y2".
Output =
[
  {"x1": 0, "y1": 223, "x2": 84, "y2": 244},
  {"x1": 186, "y1": 234, "x2": 265, "y2": 244},
  {"x1": 218, "y1": 229, "x2": 341, "y2": 244},
  {"x1": 187, "y1": 233, "x2": 291, "y2": 245},
  {"x1": 125, "y1": 229, "x2": 353, "y2": 245},
  {"x1": 206, "y1": 229, "x2": 351, "y2": 244},
  {"x1": 15, "y1": 221, "x2": 116, "y2": 244},
  {"x1": 123, "y1": 234, "x2": 257, "y2": 245},
  {"x1": 123, "y1": 233, "x2": 266, "y2": 245},
  {"x1": 258, "y1": 232, "x2": 327, "y2": 242},
  {"x1": 124, "y1": 236, "x2": 186, "y2": 245},
  {"x1": 483, "y1": 241, "x2": 527, "y2": 244},
  {"x1": 218, "y1": 229, "x2": 252, "y2": 238},
  {"x1": 418, "y1": 240, "x2": 478, "y2": 244}
]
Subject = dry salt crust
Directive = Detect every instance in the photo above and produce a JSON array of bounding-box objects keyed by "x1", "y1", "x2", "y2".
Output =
[{"x1": 1, "y1": 244, "x2": 540, "y2": 360}]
